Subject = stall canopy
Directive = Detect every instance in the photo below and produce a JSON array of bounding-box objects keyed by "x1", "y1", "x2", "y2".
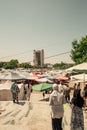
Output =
[
  {"x1": 71, "y1": 73, "x2": 87, "y2": 82},
  {"x1": 55, "y1": 75, "x2": 68, "y2": 81},
  {"x1": 35, "y1": 78, "x2": 53, "y2": 83},
  {"x1": 0, "y1": 80, "x2": 23, "y2": 90},
  {"x1": 0, "y1": 71, "x2": 26, "y2": 81},
  {"x1": 66, "y1": 62, "x2": 87, "y2": 73},
  {"x1": 32, "y1": 83, "x2": 53, "y2": 92}
]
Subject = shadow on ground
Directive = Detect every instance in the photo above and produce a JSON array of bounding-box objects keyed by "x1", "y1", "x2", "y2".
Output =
[
  {"x1": 39, "y1": 97, "x2": 49, "y2": 102},
  {"x1": 14, "y1": 101, "x2": 26, "y2": 106}
]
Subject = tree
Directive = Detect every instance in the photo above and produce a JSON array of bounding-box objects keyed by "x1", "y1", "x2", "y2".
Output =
[
  {"x1": 53, "y1": 62, "x2": 73, "y2": 70},
  {"x1": 70, "y1": 35, "x2": 87, "y2": 64},
  {"x1": 0, "y1": 62, "x2": 5, "y2": 68},
  {"x1": 20, "y1": 62, "x2": 32, "y2": 69},
  {"x1": 3, "y1": 59, "x2": 19, "y2": 69}
]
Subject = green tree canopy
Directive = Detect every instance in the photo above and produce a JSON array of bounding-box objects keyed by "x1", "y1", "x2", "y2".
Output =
[
  {"x1": 53, "y1": 62, "x2": 73, "y2": 70},
  {"x1": 70, "y1": 35, "x2": 87, "y2": 64},
  {"x1": 3, "y1": 59, "x2": 19, "y2": 69},
  {"x1": 20, "y1": 62, "x2": 32, "y2": 69}
]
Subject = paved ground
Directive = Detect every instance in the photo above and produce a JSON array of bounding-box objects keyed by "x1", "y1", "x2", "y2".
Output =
[{"x1": 0, "y1": 92, "x2": 87, "y2": 130}]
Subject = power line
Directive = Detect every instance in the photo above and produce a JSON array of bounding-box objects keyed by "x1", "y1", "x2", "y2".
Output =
[
  {"x1": 0, "y1": 50, "x2": 32, "y2": 60},
  {"x1": 0, "y1": 48, "x2": 71, "y2": 63},
  {"x1": 0, "y1": 44, "x2": 54, "y2": 60},
  {"x1": 0, "y1": 43, "x2": 55, "y2": 60},
  {"x1": 45, "y1": 51, "x2": 70, "y2": 59},
  {"x1": 28, "y1": 51, "x2": 70, "y2": 63}
]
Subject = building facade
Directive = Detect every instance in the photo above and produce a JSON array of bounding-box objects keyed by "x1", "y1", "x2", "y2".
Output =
[{"x1": 33, "y1": 49, "x2": 44, "y2": 67}]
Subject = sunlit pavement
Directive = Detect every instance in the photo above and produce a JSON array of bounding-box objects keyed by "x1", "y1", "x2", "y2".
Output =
[{"x1": 0, "y1": 93, "x2": 87, "y2": 130}]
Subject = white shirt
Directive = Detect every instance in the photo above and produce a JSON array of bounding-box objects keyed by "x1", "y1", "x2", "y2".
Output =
[{"x1": 49, "y1": 90, "x2": 66, "y2": 118}]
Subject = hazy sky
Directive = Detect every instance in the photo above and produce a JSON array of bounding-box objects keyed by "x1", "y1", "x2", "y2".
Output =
[{"x1": 0, "y1": 0, "x2": 87, "y2": 64}]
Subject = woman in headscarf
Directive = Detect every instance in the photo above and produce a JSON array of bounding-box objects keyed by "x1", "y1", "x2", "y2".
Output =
[
  {"x1": 49, "y1": 83, "x2": 66, "y2": 130},
  {"x1": 70, "y1": 89, "x2": 84, "y2": 130}
]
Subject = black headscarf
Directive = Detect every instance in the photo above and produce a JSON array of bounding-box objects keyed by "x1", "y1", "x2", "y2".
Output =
[{"x1": 72, "y1": 89, "x2": 84, "y2": 108}]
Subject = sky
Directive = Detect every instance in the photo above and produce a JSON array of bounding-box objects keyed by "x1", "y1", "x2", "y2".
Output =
[{"x1": 0, "y1": 0, "x2": 87, "y2": 64}]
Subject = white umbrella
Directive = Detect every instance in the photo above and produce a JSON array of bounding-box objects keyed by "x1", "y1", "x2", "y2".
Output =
[
  {"x1": 66, "y1": 62, "x2": 87, "y2": 71},
  {"x1": 70, "y1": 73, "x2": 87, "y2": 82},
  {"x1": 35, "y1": 78, "x2": 53, "y2": 83},
  {"x1": 19, "y1": 71, "x2": 39, "y2": 80},
  {"x1": 0, "y1": 71, "x2": 26, "y2": 80}
]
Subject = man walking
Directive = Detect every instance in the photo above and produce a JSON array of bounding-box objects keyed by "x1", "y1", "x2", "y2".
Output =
[{"x1": 11, "y1": 81, "x2": 20, "y2": 103}]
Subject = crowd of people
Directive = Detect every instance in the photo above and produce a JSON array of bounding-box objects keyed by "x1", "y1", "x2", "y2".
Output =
[
  {"x1": 49, "y1": 81, "x2": 87, "y2": 130},
  {"x1": 10, "y1": 80, "x2": 32, "y2": 103},
  {"x1": 10, "y1": 80, "x2": 87, "y2": 130}
]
